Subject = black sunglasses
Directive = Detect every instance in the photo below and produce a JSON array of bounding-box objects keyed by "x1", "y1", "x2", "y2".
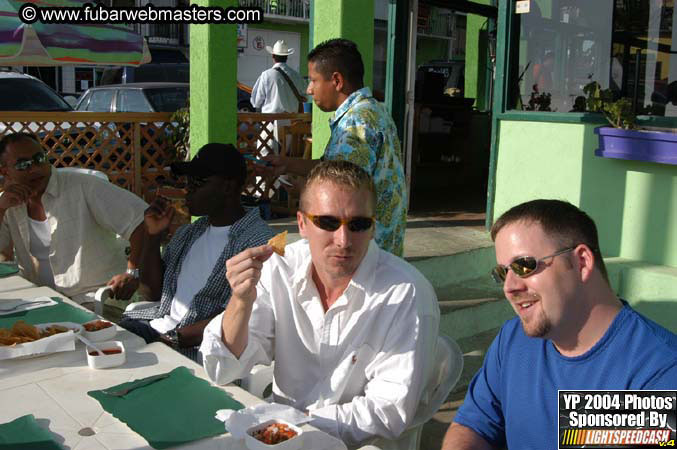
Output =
[
  {"x1": 303, "y1": 212, "x2": 374, "y2": 233},
  {"x1": 14, "y1": 152, "x2": 48, "y2": 171},
  {"x1": 187, "y1": 175, "x2": 209, "y2": 189},
  {"x1": 491, "y1": 246, "x2": 577, "y2": 284}
]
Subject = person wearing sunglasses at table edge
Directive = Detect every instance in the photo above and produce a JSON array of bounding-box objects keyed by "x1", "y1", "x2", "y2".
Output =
[
  {"x1": 0, "y1": 132, "x2": 147, "y2": 307},
  {"x1": 120, "y1": 143, "x2": 274, "y2": 362},
  {"x1": 200, "y1": 160, "x2": 442, "y2": 449},
  {"x1": 442, "y1": 199, "x2": 677, "y2": 450}
]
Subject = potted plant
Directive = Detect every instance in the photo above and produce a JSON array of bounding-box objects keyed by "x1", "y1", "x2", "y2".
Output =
[{"x1": 585, "y1": 81, "x2": 677, "y2": 165}]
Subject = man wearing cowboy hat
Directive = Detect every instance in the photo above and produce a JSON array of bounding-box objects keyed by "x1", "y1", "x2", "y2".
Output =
[
  {"x1": 250, "y1": 39, "x2": 307, "y2": 116},
  {"x1": 250, "y1": 39, "x2": 307, "y2": 203}
]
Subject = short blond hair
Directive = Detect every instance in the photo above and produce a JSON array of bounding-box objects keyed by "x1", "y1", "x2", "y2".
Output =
[{"x1": 300, "y1": 160, "x2": 376, "y2": 211}]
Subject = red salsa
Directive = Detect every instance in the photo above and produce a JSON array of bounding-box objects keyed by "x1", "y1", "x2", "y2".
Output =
[{"x1": 89, "y1": 348, "x2": 122, "y2": 356}]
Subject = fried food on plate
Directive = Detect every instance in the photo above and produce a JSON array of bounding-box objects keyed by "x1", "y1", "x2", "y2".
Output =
[
  {"x1": 12, "y1": 320, "x2": 40, "y2": 340},
  {"x1": 0, "y1": 321, "x2": 73, "y2": 346},
  {"x1": 267, "y1": 230, "x2": 287, "y2": 256}
]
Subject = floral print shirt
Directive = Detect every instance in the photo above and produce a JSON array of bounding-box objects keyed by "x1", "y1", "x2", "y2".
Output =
[{"x1": 323, "y1": 87, "x2": 407, "y2": 256}]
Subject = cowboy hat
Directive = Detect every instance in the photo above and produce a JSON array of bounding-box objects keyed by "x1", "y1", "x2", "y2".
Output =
[{"x1": 265, "y1": 40, "x2": 294, "y2": 56}]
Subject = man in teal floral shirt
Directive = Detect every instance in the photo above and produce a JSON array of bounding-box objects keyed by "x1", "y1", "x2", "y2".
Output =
[{"x1": 270, "y1": 38, "x2": 407, "y2": 256}]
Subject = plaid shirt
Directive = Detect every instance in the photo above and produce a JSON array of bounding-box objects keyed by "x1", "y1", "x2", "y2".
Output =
[{"x1": 124, "y1": 207, "x2": 273, "y2": 361}]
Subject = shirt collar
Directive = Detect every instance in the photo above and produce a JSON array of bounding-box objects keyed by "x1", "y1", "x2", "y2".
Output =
[
  {"x1": 273, "y1": 62, "x2": 286, "y2": 69},
  {"x1": 329, "y1": 87, "x2": 373, "y2": 128},
  {"x1": 346, "y1": 240, "x2": 379, "y2": 293},
  {"x1": 291, "y1": 239, "x2": 379, "y2": 294},
  {"x1": 44, "y1": 167, "x2": 58, "y2": 198}
]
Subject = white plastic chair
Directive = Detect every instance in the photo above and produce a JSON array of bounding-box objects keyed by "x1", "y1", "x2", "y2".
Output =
[
  {"x1": 241, "y1": 362, "x2": 275, "y2": 399},
  {"x1": 403, "y1": 334, "x2": 464, "y2": 450},
  {"x1": 57, "y1": 167, "x2": 109, "y2": 181},
  {"x1": 241, "y1": 334, "x2": 464, "y2": 450}
]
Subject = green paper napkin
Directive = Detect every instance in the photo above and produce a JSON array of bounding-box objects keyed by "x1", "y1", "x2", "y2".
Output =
[
  {"x1": 0, "y1": 263, "x2": 19, "y2": 278},
  {"x1": 0, "y1": 297, "x2": 96, "y2": 329},
  {"x1": 88, "y1": 366, "x2": 244, "y2": 449},
  {"x1": 0, "y1": 414, "x2": 64, "y2": 450}
]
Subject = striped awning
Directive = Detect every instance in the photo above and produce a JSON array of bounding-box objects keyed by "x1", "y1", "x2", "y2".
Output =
[{"x1": 0, "y1": 0, "x2": 150, "y2": 66}]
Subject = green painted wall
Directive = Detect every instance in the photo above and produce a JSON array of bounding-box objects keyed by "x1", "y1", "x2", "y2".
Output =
[
  {"x1": 190, "y1": 0, "x2": 237, "y2": 152},
  {"x1": 493, "y1": 121, "x2": 677, "y2": 267},
  {"x1": 416, "y1": 37, "x2": 448, "y2": 67},
  {"x1": 466, "y1": 0, "x2": 491, "y2": 110},
  {"x1": 311, "y1": 0, "x2": 374, "y2": 157},
  {"x1": 251, "y1": 22, "x2": 310, "y2": 77}
]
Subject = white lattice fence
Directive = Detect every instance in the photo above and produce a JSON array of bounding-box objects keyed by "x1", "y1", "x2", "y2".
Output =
[{"x1": 0, "y1": 111, "x2": 311, "y2": 203}]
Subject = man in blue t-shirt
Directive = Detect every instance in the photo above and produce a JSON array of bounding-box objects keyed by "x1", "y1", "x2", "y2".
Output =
[{"x1": 442, "y1": 199, "x2": 677, "y2": 450}]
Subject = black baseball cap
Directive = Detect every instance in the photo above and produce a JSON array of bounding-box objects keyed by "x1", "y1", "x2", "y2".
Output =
[{"x1": 171, "y1": 143, "x2": 247, "y2": 182}]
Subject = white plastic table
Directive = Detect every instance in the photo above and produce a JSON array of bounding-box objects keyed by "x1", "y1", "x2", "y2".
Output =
[{"x1": 0, "y1": 282, "x2": 348, "y2": 450}]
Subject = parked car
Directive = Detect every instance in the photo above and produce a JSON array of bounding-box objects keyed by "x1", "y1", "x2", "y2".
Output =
[
  {"x1": 100, "y1": 63, "x2": 254, "y2": 112},
  {"x1": 0, "y1": 71, "x2": 73, "y2": 111},
  {"x1": 75, "y1": 83, "x2": 189, "y2": 113},
  {"x1": 0, "y1": 71, "x2": 85, "y2": 165}
]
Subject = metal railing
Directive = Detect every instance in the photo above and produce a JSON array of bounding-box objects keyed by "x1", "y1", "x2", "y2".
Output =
[
  {"x1": 239, "y1": 0, "x2": 310, "y2": 21},
  {"x1": 130, "y1": 23, "x2": 186, "y2": 46}
]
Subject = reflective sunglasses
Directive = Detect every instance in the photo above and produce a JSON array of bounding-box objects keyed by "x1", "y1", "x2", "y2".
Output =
[
  {"x1": 490, "y1": 246, "x2": 577, "y2": 284},
  {"x1": 14, "y1": 152, "x2": 48, "y2": 171},
  {"x1": 303, "y1": 212, "x2": 374, "y2": 233}
]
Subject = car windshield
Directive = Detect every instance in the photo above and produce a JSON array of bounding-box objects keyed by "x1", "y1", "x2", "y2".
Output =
[
  {"x1": 0, "y1": 79, "x2": 72, "y2": 111},
  {"x1": 144, "y1": 87, "x2": 189, "y2": 112}
]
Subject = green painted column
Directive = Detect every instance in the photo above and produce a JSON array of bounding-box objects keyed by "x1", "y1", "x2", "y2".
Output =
[
  {"x1": 311, "y1": 0, "x2": 374, "y2": 157},
  {"x1": 190, "y1": 0, "x2": 238, "y2": 156},
  {"x1": 385, "y1": 0, "x2": 408, "y2": 144},
  {"x1": 466, "y1": 0, "x2": 492, "y2": 111}
]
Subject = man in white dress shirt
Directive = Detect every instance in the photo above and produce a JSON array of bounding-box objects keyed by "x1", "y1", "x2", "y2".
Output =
[
  {"x1": 251, "y1": 39, "x2": 307, "y2": 159},
  {"x1": 250, "y1": 39, "x2": 307, "y2": 118},
  {"x1": 250, "y1": 40, "x2": 308, "y2": 203},
  {"x1": 0, "y1": 132, "x2": 146, "y2": 305},
  {"x1": 200, "y1": 160, "x2": 440, "y2": 448}
]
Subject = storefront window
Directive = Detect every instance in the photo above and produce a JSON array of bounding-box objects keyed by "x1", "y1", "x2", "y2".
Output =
[{"x1": 510, "y1": 0, "x2": 677, "y2": 117}]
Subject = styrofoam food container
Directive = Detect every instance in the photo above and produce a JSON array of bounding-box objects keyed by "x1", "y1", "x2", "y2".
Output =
[
  {"x1": 0, "y1": 322, "x2": 83, "y2": 360},
  {"x1": 81, "y1": 319, "x2": 117, "y2": 342},
  {"x1": 244, "y1": 419, "x2": 303, "y2": 450},
  {"x1": 86, "y1": 340, "x2": 125, "y2": 369}
]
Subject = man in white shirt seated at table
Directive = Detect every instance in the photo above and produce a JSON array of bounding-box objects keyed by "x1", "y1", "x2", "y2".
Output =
[
  {"x1": 0, "y1": 132, "x2": 146, "y2": 306},
  {"x1": 122, "y1": 143, "x2": 274, "y2": 362},
  {"x1": 200, "y1": 160, "x2": 440, "y2": 448}
]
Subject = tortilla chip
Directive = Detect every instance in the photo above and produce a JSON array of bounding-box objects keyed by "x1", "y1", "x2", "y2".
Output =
[
  {"x1": 268, "y1": 230, "x2": 287, "y2": 256},
  {"x1": 171, "y1": 199, "x2": 190, "y2": 217},
  {"x1": 11, "y1": 321, "x2": 40, "y2": 340}
]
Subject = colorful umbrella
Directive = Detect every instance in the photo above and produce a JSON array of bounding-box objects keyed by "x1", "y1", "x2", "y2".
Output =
[{"x1": 0, "y1": 0, "x2": 150, "y2": 66}]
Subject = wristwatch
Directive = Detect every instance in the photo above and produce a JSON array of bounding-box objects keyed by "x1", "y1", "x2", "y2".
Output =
[
  {"x1": 125, "y1": 268, "x2": 140, "y2": 279},
  {"x1": 163, "y1": 328, "x2": 181, "y2": 348}
]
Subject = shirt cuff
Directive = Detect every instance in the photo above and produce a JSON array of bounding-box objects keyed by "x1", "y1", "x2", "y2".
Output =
[
  {"x1": 309, "y1": 405, "x2": 340, "y2": 440},
  {"x1": 200, "y1": 313, "x2": 258, "y2": 385}
]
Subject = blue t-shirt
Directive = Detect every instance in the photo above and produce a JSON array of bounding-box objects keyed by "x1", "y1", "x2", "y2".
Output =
[{"x1": 454, "y1": 303, "x2": 677, "y2": 449}]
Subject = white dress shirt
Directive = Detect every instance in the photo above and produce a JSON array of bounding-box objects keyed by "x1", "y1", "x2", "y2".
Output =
[
  {"x1": 0, "y1": 168, "x2": 147, "y2": 300},
  {"x1": 201, "y1": 240, "x2": 440, "y2": 447},
  {"x1": 250, "y1": 62, "x2": 307, "y2": 114}
]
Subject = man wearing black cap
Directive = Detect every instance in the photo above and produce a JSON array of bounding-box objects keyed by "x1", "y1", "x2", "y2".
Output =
[{"x1": 120, "y1": 143, "x2": 274, "y2": 362}]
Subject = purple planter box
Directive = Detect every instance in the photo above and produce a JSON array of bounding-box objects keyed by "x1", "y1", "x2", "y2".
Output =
[{"x1": 594, "y1": 126, "x2": 677, "y2": 165}]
